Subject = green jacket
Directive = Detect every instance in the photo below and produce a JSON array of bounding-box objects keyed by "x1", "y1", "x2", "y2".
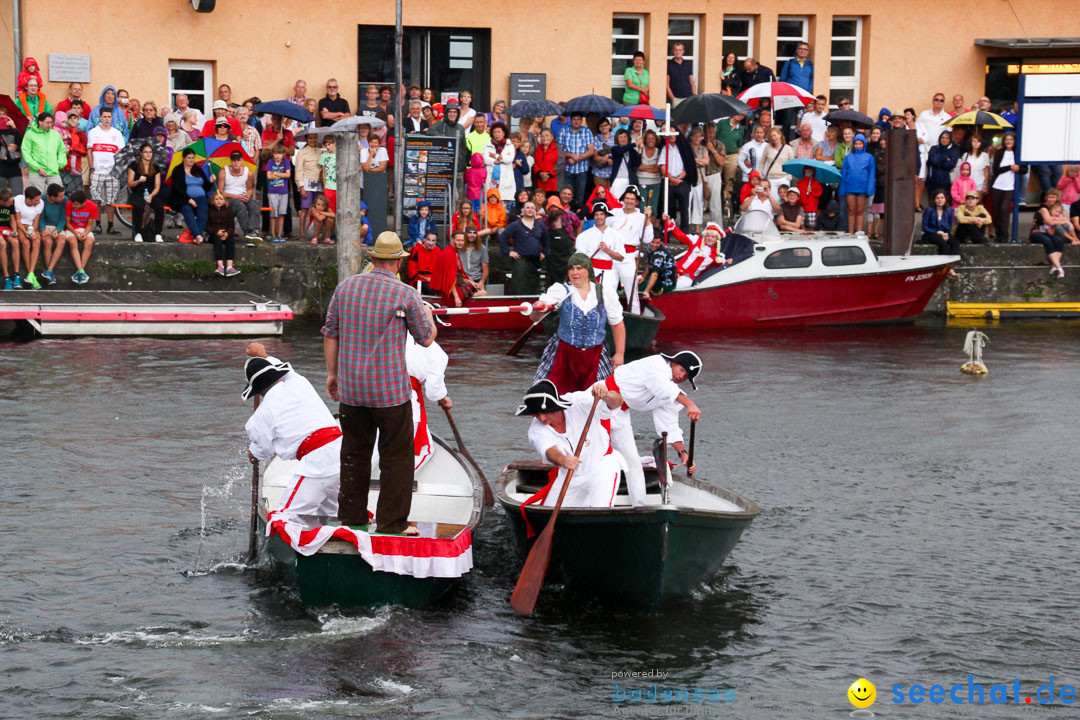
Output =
[
  {"x1": 21, "y1": 125, "x2": 67, "y2": 176},
  {"x1": 833, "y1": 141, "x2": 853, "y2": 170}
]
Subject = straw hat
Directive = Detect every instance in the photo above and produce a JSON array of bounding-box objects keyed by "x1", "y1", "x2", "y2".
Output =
[{"x1": 370, "y1": 231, "x2": 410, "y2": 259}]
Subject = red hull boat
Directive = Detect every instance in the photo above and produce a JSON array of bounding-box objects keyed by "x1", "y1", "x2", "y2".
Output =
[{"x1": 648, "y1": 216, "x2": 957, "y2": 334}]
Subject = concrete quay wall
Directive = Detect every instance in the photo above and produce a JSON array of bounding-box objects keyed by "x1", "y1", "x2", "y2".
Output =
[{"x1": 34, "y1": 240, "x2": 1080, "y2": 320}]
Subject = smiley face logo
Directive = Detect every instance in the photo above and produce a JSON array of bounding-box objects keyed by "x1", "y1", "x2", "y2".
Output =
[{"x1": 847, "y1": 678, "x2": 876, "y2": 709}]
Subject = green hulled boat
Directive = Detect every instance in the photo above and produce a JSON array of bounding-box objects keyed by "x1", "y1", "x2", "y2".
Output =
[
  {"x1": 258, "y1": 434, "x2": 483, "y2": 607},
  {"x1": 496, "y1": 460, "x2": 758, "y2": 607},
  {"x1": 542, "y1": 303, "x2": 666, "y2": 354}
]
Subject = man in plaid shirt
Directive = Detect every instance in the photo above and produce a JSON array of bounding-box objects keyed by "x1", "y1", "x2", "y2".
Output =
[
  {"x1": 557, "y1": 113, "x2": 595, "y2": 206},
  {"x1": 323, "y1": 231, "x2": 436, "y2": 535}
]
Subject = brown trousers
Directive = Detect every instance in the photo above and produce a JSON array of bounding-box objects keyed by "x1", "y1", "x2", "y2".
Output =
[{"x1": 338, "y1": 401, "x2": 414, "y2": 533}]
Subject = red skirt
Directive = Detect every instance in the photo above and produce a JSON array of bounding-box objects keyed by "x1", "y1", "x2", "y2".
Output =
[{"x1": 547, "y1": 340, "x2": 604, "y2": 394}]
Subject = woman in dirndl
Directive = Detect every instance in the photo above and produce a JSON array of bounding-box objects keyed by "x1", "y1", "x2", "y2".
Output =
[{"x1": 532, "y1": 253, "x2": 626, "y2": 393}]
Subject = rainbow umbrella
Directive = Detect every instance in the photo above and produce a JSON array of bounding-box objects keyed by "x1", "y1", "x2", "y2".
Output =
[{"x1": 166, "y1": 138, "x2": 256, "y2": 184}]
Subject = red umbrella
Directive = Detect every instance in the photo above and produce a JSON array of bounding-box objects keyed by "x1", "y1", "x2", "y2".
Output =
[
  {"x1": 737, "y1": 82, "x2": 816, "y2": 112},
  {"x1": 0, "y1": 94, "x2": 28, "y2": 133},
  {"x1": 612, "y1": 105, "x2": 667, "y2": 122}
]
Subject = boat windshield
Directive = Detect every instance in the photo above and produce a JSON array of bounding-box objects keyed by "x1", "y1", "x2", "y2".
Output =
[{"x1": 733, "y1": 209, "x2": 782, "y2": 242}]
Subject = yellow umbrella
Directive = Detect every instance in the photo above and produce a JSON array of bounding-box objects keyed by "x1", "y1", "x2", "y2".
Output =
[{"x1": 944, "y1": 110, "x2": 1013, "y2": 129}]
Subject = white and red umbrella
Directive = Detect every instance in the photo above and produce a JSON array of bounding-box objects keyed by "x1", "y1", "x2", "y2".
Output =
[{"x1": 737, "y1": 82, "x2": 816, "y2": 112}]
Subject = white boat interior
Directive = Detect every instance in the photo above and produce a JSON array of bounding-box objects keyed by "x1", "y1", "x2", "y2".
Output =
[
  {"x1": 261, "y1": 436, "x2": 479, "y2": 541},
  {"x1": 679, "y1": 210, "x2": 959, "y2": 289},
  {"x1": 501, "y1": 463, "x2": 745, "y2": 514}
]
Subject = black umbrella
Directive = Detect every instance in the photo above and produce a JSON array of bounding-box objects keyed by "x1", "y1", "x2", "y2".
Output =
[
  {"x1": 508, "y1": 99, "x2": 565, "y2": 118},
  {"x1": 670, "y1": 94, "x2": 751, "y2": 125},
  {"x1": 109, "y1": 138, "x2": 173, "y2": 179},
  {"x1": 252, "y1": 100, "x2": 315, "y2": 123},
  {"x1": 823, "y1": 109, "x2": 875, "y2": 128},
  {"x1": 562, "y1": 94, "x2": 621, "y2": 114}
]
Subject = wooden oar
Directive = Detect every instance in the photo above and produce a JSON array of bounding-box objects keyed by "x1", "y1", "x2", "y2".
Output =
[
  {"x1": 247, "y1": 396, "x2": 261, "y2": 564},
  {"x1": 506, "y1": 301, "x2": 557, "y2": 357},
  {"x1": 510, "y1": 395, "x2": 600, "y2": 615},
  {"x1": 443, "y1": 405, "x2": 494, "y2": 506},
  {"x1": 687, "y1": 419, "x2": 696, "y2": 477},
  {"x1": 506, "y1": 245, "x2": 603, "y2": 356}
]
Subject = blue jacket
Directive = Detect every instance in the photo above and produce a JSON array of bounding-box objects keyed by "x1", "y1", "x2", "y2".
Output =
[
  {"x1": 926, "y1": 143, "x2": 959, "y2": 189},
  {"x1": 838, "y1": 133, "x2": 875, "y2": 197},
  {"x1": 88, "y1": 85, "x2": 129, "y2": 141},
  {"x1": 922, "y1": 206, "x2": 955, "y2": 235},
  {"x1": 778, "y1": 58, "x2": 813, "y2": 92},
  {"x1": 407, "y1": 200, "x2": 434, "y2": 246},
  {"x1": 875, "y1": 107, "x2": 892, "y2": 133}
]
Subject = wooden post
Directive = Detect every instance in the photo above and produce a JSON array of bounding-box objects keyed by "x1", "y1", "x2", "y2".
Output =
[
  {"x1": 335, "y1": 130, "x2": 362, "y2": 280},
  {"x1": 393, "y1": 0, "x2": 405, "y2": 233}
]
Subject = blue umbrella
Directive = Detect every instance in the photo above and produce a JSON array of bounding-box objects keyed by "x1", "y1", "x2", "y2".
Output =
[
  {"x1": 562, "y1": 94, "x2": 621, "y2": 114},
  {"x1": 252, "y1": 100, "x2": 314, "y2": 123},
  {"x1": 782, "y1": 158, "x2": 841, "y2": 184},
  {"x1": 508, "y1": 99, "x2": 564, "y2": 118},
  {"x1": 612, "y1": 105, "x2": 666, "y2": 121}
]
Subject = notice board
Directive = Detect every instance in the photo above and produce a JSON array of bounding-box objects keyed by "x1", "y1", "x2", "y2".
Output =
[{"x1": 402, "y1": 135, "x2": 459, "y2": 233}]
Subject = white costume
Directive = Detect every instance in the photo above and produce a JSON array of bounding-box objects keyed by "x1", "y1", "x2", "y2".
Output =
[
  {"x1": 604, "y1": 355, "x2": 685, "y2": 507},
  {"x1": 527, "y1": 391, "x2": 624, "y2": 508},
  {"x1": 574, "y1": 224, "x2": 624, "y2": 288},
  {"x1": 373, "y1": 337, "x2": 449, "y2": 472},
  {"x1": 247, "y1": 358, "x2": 341, "y2": 529},
  {"x1": 608, "y1": 207, "x2": 653, "y2": 314}
]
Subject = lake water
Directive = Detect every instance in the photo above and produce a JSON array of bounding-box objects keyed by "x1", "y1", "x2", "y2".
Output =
[{"x1": 2, "y1": 321, "x2": 1078, "y2": 718}]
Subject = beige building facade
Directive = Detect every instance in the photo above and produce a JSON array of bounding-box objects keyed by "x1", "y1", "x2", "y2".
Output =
[{"x1": 3, "y1": 1, "x2": 1078, "y2": 118}]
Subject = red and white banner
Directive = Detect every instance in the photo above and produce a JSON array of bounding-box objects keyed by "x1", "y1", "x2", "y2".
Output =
[{"x1": 268, "y1": 519, "x2": 474, "y2": 578}]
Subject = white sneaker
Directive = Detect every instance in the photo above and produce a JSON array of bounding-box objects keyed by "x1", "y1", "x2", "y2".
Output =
[
  {"x1": 154, "y1": 234, "x2": 164, "y2": 243},
  {"x1": 1058, "y1": 267, "x2": 1066, "y2": 279},
  {"x1": 134, "y1": 233, "x2": 144, "y2": 243}
]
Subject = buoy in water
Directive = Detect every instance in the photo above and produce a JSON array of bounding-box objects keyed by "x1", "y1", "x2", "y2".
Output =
[{"x1": 961, "y1": 330, "x2": 989, "y2": 375}]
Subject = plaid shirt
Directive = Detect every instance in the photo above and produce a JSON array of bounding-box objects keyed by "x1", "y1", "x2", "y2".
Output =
[
  {"x1": 322, "y1": 268, "x2": 435, "y2": 407},
  {"x1": 557, "y1": 125, "x2": 595, "y2": 175}
]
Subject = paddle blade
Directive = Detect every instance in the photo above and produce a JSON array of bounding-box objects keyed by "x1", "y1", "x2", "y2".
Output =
[
  {"x1": 509, "y1": 520, "x2": 555, "y2": 615},
  {"x1": 506, "y1": 321, "x2": 541, "y2": 356}
]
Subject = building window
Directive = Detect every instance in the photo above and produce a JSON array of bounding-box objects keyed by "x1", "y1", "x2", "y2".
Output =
[
  {"x1": 611, "y1": 14, "x2": 645, "y2": 101},
  {"x1": 829, "y1": 17, "x2": 863, "y2": 110},
  {"x1": 667, "y1": 15, "x2": 700, "y2": 63},
  {"x1": 722, "y1": 16, "x2": 755, "y2": 60},
  {"x1": 169, "y1": 60, "x2": 213, "y2": 114},
  {"x1": 776, "y1": 16, "x2": 809, "y2": 71}
]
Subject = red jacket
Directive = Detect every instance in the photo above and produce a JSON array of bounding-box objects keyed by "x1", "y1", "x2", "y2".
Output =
[
  {"x1": 797, "y1": 177, "x2": 823, "y2": 213},
  {"x1": 408, "y1": 244, "x2": 443, "y2": 285},
  {"x1": 533, "y1": 142, "x2": 558, "y2": 192},
  {"x1": 669, "y1": 221, "x2": 726, "y2": 279}
]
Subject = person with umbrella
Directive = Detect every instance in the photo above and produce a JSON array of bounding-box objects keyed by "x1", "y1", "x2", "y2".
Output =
[
  {"x1": 168, "y1": 147, "x2": 213, "y2": 245},
  {"x1": 126, "y1": 142, "x2": 165, "y2": 243}
]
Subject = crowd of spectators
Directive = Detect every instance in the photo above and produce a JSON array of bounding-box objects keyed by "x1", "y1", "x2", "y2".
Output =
[{"x1": 2, "y1": 46, "x2": 1077, "y2": 291}]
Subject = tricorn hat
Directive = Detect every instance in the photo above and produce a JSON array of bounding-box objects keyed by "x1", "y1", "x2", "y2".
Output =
[
  {"x1": 621, "y1": 184, "x2": 643, "y2": 202},
  {"x1": 591, "y1": 201, "x2": 611, "y2": 217},
  {"x1": 241, "y1": 356, "x2": 292, "y2": 401},
  {"x1": 660, "y1": 350, "x2": 703, "y2": 390},
  {"x1": 370, "y1": 231, "x2": 410, "y2": 259},
  {"x1": 515, "y1": 379, "x2": 573, "y2": 416}
]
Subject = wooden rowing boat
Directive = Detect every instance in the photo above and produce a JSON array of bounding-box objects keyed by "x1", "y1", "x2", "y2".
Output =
[
  {"x1": 496, "y1": 459, "x2": 759, "y2": 607},
  {"x1": 258, "y1": 434, "x2": 483, "y2": 607}
]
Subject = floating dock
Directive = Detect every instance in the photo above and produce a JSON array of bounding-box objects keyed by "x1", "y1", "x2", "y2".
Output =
[
  {"x1": 947, "y1": 302, "x2": 1080, "y2": 321},
  {"x1": 0, "y1": 290, "x2": 292, "y2": 339}
]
